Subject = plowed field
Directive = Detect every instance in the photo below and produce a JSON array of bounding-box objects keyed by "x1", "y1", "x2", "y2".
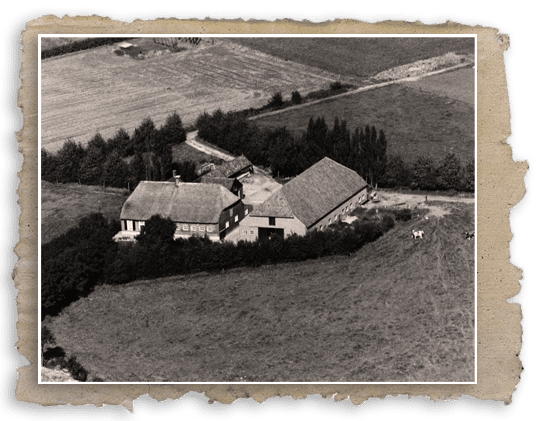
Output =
[{"x1": 41, "y1": 39, "x2": 341, "y2": 152}]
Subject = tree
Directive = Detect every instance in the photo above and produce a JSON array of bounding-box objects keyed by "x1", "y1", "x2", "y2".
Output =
[
  {"x1": 55, "y1": 139, "x2": 86, "y2": 183},
  {"x1": 267, "y1": 92, "x2": 284, "y2": 108},
  {"x1": 80, "y1": 141, "x2": 107, "y2": 185},
  {"x1": 132, "y1": 117, "x2": 156, "y2": 155},
  {"x1": 129, "y1": 151, "x2": 146, "y2": 188},
  {"x1": 41, "y1": 149, "x2": 58, "y2": 182},
  {"x1": 412, "y1": 155, "x2": 437, "y2": 190},
  {"x1": 438, "y1": 153, "x2": 462, "y2": 191},
  {"x1": 291, "y1": 91, "x2": 302, "y2": 105},
  {"x1": 463, "y1": 160, "x2": 475, "y2": 192},
  {"x1": 380, "y1": 155, "x2": 412, "y2": 188},
  {"x1": 160, "y1": 111, "x2": 186, "y2": 145},
  {"x1": 107, "y1": 128, "x2": 132, "y2": 157},
  {"x1": 102, "y1": 150, "x2": 129, "y2": 188},
  {"x1": 137, "y1": 214, "x2": 176, "y2": 247}
]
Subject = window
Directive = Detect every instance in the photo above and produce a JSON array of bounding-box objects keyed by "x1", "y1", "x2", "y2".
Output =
[
  {"x1": 207, "y1": 226, "x2": 214, "y2": 233},
  {"x1": 250, "y1": 230, "x2": 254, "y2": 235},
  {"x1": 139, "y1": 221, "x2": 145, "y2": 227},
  {"x1": 234, "y1": 215, "x2": 238, "y2": 222},
  {"x1": 199, "y1": 225, "x2": 205, "y2": 232},
  {"x1": 243, "y1": 229, "x2": 248, "y2": 235},
  {"x1": 225, "y1": 221, "x2": 230, "y2": 228},
  {"x1": 245, "y1": 209, "x2": 249, "y2": 216},
  {"x1": 126, "y1": 220, "x2": 133, "y2": 231},
  {"x1": 229, "y1": 209, "x2": 233, "y2": 217},
  {"x1": 183, "y1": 224, "x2": 189, "y2": 231},
  {"x1": 269, "y1": 217, "x2": 276, "y2": 226},
  {"x1": 191, "y1": 225, "x2": 197, "y2": 232}
]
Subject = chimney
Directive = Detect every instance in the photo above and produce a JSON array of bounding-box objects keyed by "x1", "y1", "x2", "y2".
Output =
[{"x1": 173, "y1": 170, "x2": 181, "y2": 187}]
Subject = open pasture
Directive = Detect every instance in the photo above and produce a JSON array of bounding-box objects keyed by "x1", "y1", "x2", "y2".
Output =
[
  {"x1": 254, "y1": 82, "x2": 475, "y2": 163},
  {"x1": 41, "y1": 39, "x2": 340, "y2": 152},
  {"x1": 49, "y1": 201, "x2": 474, "y2": 382},
  {"x1": 231, "y1": 37, "x2": 474, "y2": 81},
  {"x1": 41, "y1": 182, "x2": 128, "y2": 243}
]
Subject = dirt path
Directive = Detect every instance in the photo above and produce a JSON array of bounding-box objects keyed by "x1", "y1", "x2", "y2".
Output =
[
  {"x1": 185, "y1": 131, "x2": 235, "y2": 162},
  {"x1": 363, "y1": 191, "x2": 474, "y2": 218},
  {"x1": 249, "y1": 62, "x2": 473, "y2": 122}
]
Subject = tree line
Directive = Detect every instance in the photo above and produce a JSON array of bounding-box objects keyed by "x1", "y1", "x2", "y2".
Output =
[
  {"x1": 41, "y1": 212, "x2": 394, "y2": 318},
  {"x1": 41, "y1": 112, "x2": 203, "y2": 190},
  {"x1": 41, "y1": 37, "x2": 135, "y2": 60},
  {"x1": 196, "y1": 109, "x2": 474, "y2": 192}
]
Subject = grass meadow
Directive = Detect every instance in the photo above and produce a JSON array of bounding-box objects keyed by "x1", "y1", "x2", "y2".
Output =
[
  {"x1": 231, "y1": 38, "x2": 475, "y2": 80},
  {"x1": 41, "y1": 181, "x2": 128, "y2": 243},
  {"x1": 49, "y1": 202, "x2": 475, "y2": 383},
  {"x1": 253, "y1": 77, "x2": 475, "y2": 164}
]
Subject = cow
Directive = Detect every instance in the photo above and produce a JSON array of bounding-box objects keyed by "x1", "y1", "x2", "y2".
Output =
[
  {"x1": 412, "y1": 230, "x2": 424, "y2": 239},
  {"x1": 464, "y1": 231, "x2": 475, "y2": 240}
]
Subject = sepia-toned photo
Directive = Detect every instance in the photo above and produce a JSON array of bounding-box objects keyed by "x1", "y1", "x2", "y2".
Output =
[{"x1": 39, "y1": 35, "x2": 476, "y2": 383}]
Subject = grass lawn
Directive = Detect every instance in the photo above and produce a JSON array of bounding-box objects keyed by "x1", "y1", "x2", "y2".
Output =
[
  {"x1": 41, "y1": 181, "x2": 129, "y2": 243},
  {"x1": 49, "y1": 201, "x2": 475, "y2": 382},
  {"x1": 253, "y1": 83, "x2": 475, "y2": 164},
  {"x1": 230, "y1": 38, "x2": 475, "y2": 80}
]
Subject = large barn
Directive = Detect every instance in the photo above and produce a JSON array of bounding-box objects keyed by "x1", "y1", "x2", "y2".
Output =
[
  {"x1": 238, "y1": 157, "x2": 368, "y2": 241},
  {"x1": 113, "y1": 177, "x2": 248, "y2": 242}
]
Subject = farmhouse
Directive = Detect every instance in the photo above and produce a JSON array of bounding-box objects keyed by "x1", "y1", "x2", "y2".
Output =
[
  {"x1": 238, "y1": 157, "x2": 368, "y2": 241},
  {"x1": 202, "y1": 155, "x2": 254, "y2": 180},
  {"x1": 198, "y1": 175, "x2": 244, "y2": 198},
  {"x1": 113, "y1": 177, "x2": 248, "y2": 242}
]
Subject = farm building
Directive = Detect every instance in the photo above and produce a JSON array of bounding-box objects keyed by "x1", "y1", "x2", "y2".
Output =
[
  {"x1": 113, "y1": 177, "x2": 248, "y2": 242},
  {"x1": 238, "y1": 157, "x2": 368, "y2": 241},
  {"x1": 202, "y1": 155, "x2": 254, "y2": 180},
  {"x1": 198, "y1": 176, "x2": 244, "y2": 198}
]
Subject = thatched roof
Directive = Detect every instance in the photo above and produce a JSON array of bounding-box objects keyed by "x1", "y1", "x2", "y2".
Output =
[
  {"x1": 121, "y1": 181, "x2": 239, "y2": 224},
  {"x1": 204, "y1": 155, "x2": 253, "y2": 178},
  {"x1": 251, "y1": 158, "x2": 367, "y2": 227}
]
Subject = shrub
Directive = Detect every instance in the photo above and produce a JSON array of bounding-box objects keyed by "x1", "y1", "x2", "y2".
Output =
[
  {"x1": 394, "y1": 208, "x2": 412, "y2": 221},
  {"x1": 65, "y1": 356, "x2": 89, "y2": 382},
  {"x1": 381, "y1": 214, "x2": 395, "y2": 231},
  {"x1": 267, "y1": 92, "x2": 284, "y2": 108},
  {"x1": 291, "y1": 91, "x2": 302, "y2": 105},
  {"x1": 330, "y1": 81, "x2": 343, "y2": 90}
]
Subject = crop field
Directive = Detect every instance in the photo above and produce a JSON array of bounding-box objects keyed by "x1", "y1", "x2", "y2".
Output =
[
  {"x1": 254, "y1": 75, "x2": 475, "y2": 163},
  {"x1": 404, "y1": 66, "x2": 475, "y2": 105},
  {"x1": 231, "y1": 37, "x2": 475, "y2": 80},
  {"x1": 41, "y1": 38, "x2": 342, "y2": 152},
  {"x1": 49, "y1": 201, "x2": 474, "y2": 382},
  {"x1": 41, "y1": 182, "x2": 128, "y2": 243}
]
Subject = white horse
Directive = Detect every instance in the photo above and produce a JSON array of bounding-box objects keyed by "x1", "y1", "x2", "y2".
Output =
[{"x1": 412, "y1": 230, "x2": 424, "y2": 239}]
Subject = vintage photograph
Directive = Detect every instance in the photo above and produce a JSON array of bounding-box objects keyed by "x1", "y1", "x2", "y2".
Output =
[{"x1": 39, "y1": 35, "x2": 476, "y2": 383}]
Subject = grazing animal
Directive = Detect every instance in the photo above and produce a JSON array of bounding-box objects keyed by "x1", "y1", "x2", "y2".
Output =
[
  {"x1": 412, "y1": 230, "x2": 424, "y2": 239},
  {"x1": 464, "y1": 231, "x2": 475, "y2": 240}
]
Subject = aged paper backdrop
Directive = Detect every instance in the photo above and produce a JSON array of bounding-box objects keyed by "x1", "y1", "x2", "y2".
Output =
[{"x1": 8, "y1": 9, "x2": 531, "y2": 418}]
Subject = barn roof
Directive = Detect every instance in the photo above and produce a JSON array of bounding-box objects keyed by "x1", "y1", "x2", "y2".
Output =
[
  {"x1": 120, "y1": 181, "x2": 239, "y2": 224},
  {"x1": 204, "y1": 155, "x2": 252, "y2": 178},
  {"x1": 198, "y1": 176, "x2": 239, "y2": 191},
  {"x1": 251, "y1": 157, "x2": 367, "y2": 227}
]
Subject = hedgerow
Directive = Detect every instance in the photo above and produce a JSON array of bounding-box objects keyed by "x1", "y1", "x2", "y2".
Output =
[{"x1": 41, "y1": 38, "x2": 135, "y2": 60}]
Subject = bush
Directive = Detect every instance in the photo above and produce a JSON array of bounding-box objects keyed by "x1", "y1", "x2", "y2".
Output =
[
  {"x1": 267, "y1": 92, "x2": 284, "y2": 108},
  {"x1": 381, "y1": 214, "x2": 395, "y2": 231},
  {"x1": 330, "y1": 81, "x2": 343, "y2": 90},
  {"x1": 291, "y1": 91, "x2": 302, "y2": 105},
  {"x1": 394, "y1": 208, "x2": 412, "y2": 221}
]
